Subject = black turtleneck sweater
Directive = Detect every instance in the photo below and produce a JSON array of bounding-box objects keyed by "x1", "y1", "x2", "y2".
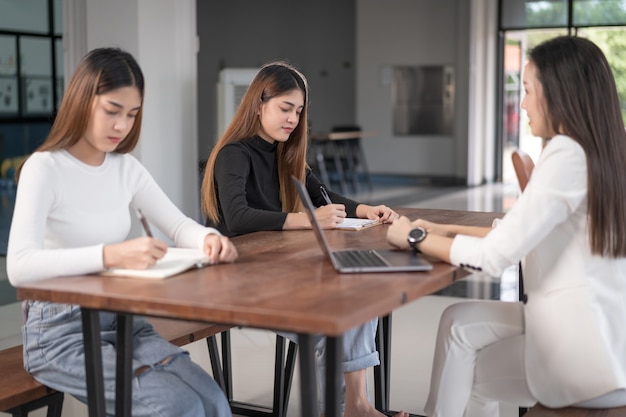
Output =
[{"x1": 210, "y1": 136, "x2": 360, "y2": 237}]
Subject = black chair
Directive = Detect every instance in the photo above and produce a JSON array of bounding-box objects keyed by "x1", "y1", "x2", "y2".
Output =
[
  {"x1": 208, "y1": 331, "x2": 297, "y2": 417},
  {"x1": 308, "y1": 125, "x2": 372, "y2": 195}
]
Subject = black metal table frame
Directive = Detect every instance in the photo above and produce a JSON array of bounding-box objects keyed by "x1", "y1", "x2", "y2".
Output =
[{"x1": 80, "y1": 308, "x2": 343, "y2": 417}]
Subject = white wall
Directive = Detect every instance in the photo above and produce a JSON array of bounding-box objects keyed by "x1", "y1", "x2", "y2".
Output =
[
  {"x1": 67, "y1": 0, "x2": 200, "y2": 220},
  {"x1": 136, "y1": 0, "x2": 199, "y2": 220},
  {"x1": 356, "y1": 0, "x2": 497, "y2": 184},
  {"x1": 356, "y1": 0, "x2": 470, "y2": 179},
  {"x1": 196, "y1": 1, "x2": 499, "y2": 184},
  {"x1": 66, "y1": 0, "x2": 497, "y2": 211},
  {"x1": 195, "y1": 1, "x2": 357, "y2": 157}
]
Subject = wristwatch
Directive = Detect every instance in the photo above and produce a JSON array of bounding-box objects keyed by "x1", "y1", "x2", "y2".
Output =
[{"x1": 407, "y1": 227, "x2": 427, "y2": 252}]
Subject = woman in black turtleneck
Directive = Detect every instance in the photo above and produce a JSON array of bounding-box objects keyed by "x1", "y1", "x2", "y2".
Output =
[
  {"x1": 201, "y1": 60, "x2": 406, "y2": 417},
  {"x1": 202, "y1": 61, "x2": 396, "y2": 238}
]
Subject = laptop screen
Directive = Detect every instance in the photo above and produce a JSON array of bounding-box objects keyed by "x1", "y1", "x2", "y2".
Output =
[{"x1": 291, "y1": 176, "x2": 337, "y2": 262}]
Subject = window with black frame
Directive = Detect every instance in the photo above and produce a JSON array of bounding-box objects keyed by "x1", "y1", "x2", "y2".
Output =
[
  {"x1": 0, "y1": 0, "x2": 62, "y2": 300},
  {"x1": 497, "y1": 0, "x2": 626, "y2": 183}
]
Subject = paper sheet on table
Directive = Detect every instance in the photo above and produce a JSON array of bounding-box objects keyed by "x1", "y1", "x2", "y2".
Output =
[
  {"x1": 334, "y1": 218, "x2": 381, "y2": 231},
  {"x1": 100, "y1": 248, "x2": 210, "y2": 279}
]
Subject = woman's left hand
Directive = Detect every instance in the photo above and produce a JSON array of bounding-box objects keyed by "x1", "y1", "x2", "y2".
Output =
[
  {"x1": 203, "y1": 234, "x2": 239, "y2": 264},
  {"x1": 357, "y1": 204, "x2": 399, "y2": 223},
  {"x1": 386, "y1": 216, "x2": 414, "y2": 249}
]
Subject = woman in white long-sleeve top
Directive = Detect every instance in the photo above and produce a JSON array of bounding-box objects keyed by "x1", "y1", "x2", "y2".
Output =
[
  {"x1": 387, "y1": 35, "x2": 626, "y2": 417},
  {"x1": 7, "y1": 47, "x2": 238, "y2": 417}
]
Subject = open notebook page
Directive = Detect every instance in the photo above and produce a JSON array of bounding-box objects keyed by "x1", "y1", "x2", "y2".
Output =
[
  {"x1": 334, "y1": 218, "x2": 380, "y2": 231},
  {"x1": 100, "y1": 247, "x2": 210, "y2": 280}
]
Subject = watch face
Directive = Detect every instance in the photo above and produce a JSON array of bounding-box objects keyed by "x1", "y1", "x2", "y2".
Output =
[{"x1": 408, "y1": 227, "x2": 427, "y2": 247}]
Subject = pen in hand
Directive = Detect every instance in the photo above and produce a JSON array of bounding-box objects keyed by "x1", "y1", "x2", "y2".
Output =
[
  {"x1": 320, "y1": 186, "x2": 333, "y2": 205},
  {"x1": 136, "y1": 209, "x2": 154, "y2": 238}
]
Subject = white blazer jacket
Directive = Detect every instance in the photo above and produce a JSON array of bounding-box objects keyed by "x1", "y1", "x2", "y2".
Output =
[{"x1": 450, "y1": 135, "x2": 626, "y2": 407}]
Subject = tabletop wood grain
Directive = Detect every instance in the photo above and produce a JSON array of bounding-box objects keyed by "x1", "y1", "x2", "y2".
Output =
[{"x1": 16, "y1": 208, "x2": 501, "y2": 336}]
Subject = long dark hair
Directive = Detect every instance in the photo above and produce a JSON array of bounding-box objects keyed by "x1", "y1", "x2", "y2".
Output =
[
  {"x1": 17, "y1": 47, "x2": 144, "y2": 180},
  {"x1": 530, "y1": 36, "x2": 626, "y2": 257},
  {"x1": 201, "y1": 60, "x2": 309, "y2": 224}
]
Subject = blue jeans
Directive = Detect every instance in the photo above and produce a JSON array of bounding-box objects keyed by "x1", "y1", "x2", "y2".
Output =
[
  {"x1": 282, "y1": 317, "x2": 380, "y2": 411},
  {"x1": 22, "y1": 301, "x2": 231, "y2": 417}
]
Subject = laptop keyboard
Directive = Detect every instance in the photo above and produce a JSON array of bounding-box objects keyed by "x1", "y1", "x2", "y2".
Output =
[{"x1": 334, "y1": 250, "x2": 388, "y2": 268}]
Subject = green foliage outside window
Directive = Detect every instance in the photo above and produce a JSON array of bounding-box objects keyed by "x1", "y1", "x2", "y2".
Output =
[{"x1": 526, "y1": 27, "x2": 626, "y2": 125}]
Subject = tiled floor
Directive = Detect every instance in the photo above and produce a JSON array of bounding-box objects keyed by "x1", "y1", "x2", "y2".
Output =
[{"x1": 0, "y1": 179, "x2": 523, "y2": 417}]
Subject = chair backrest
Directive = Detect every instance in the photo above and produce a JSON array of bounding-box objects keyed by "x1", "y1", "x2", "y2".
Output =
[{"x1": 511, "y1": 148, "x2": 535, "y2": 192}]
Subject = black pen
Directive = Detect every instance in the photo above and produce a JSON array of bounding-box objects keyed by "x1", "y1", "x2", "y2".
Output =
[
  {"x1": 136, "y1": 209, "x2": 154, "y2": 238},
  {"x1": 320, "y1": 186, "x2": 333, "y2": 205}
]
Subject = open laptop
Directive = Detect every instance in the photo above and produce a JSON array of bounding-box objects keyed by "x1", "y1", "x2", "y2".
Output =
[{"x1": 292, "y1": 176, "x2": 433, "y2": 273}]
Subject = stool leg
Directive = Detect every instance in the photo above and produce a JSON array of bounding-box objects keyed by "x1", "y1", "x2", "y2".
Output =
[
  {"x1": 282, "y1": 340, "x2": 298, "y2": 416},
  {"x1": 374, "y1": 314, "x2": 392, "y2": 412},
  {"x1": 6, "y1": 390, "x2": 64, "y2": 417},
  {"x1": 207, "y1": 333, "x2": 228, "y2": 396},
  {"x1": 207, "y1": 330, "x2": 297, "y2": 417},
  {"x1": 313, "y1": 142, "x2": 331, "y2": 186},
  {"x1": 329, "y1": 142, "x2": 348, "y2": 195},
  {"x1": 206, "y1": 330, "x2": 233, "y2": 400},
  {"x1": 271, "y1": 335, "x2": 299, "y2": 417},
  {"x1": 46, "y1": 391, "x2": 64, "y2": 417},
  {"x1": 341, "y1": 140, "x2": 359, "y2": 194},
  {"x1": 273, "y1": 335, "x2": 287, "y2": 417},
  {"x1": 221, "y1": 330, "x2": 233, "y2": 399},
  {"x1": 355, "y1": 139, "x2": 373, "y2": 192}
]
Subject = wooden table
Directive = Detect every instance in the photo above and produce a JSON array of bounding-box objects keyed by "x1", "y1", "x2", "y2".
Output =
[{"x1": 16, "y1": 207, "x2": 501, "y2": 417}]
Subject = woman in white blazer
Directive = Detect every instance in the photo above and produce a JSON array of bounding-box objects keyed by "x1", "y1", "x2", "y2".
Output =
[{"x1": 387, "y1": 35, "x2": 626, "y2": 417}]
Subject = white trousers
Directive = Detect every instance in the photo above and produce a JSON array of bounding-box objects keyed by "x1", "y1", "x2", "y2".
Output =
[
  {"x1": 424, "y1": 300, "x2": 534, "y2": 417},
  {"x1": 423, "y1": 300, "x2": 626, "y2": 417}
]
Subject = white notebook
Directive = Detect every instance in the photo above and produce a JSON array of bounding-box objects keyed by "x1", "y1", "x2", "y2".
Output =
[
  {"x1": 101, "y1": 247, "x2": 210, "y2": 280},
  {"x1": 334, "y1": 218, "x2": 380, "y2": 231}
]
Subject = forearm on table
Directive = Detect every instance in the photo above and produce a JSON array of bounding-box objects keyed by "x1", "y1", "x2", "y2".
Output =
[
  {"x1": 355, "y1": 204, "x2": 369, "y2": 218},
  {"x1": 445, "y1": 224, "x2": 491, "y2": 238},
  {"x1": 283, "y1": 212, "x2": 310, "y2": 230},
  {"x1": 420, "y1": 234, "x2": 453, "y2": 263}
]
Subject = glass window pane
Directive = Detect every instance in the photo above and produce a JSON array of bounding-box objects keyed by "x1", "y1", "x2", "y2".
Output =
[
  {"x1": 54, "y1": 39, "x2": 63, "y2": 77},
  {"x1": 23, "y1": 77, "x2": 53, "y2": 115},
  {"x1": 501, "y1": 0, "x2": 568, "y2": 29},
  {"x1": 20, "y1": 37, "x2": 52, "y2": 77},
  {"x1": 55, "y1": 38, "x2": 63, "y2": 108},
  {"x1": 0, "y1": 0, "x2": 49, "y2": 34},
  {"x1": 0, "y1": 76, "x2": 19, "y2": 115},
  {"x1": 54, "y1": 0, "x2": 63, "y2": 36},
  {"x1": 0, "y1": 35, "x2": 17, "y2": 76},
  {"x1": 573, "y1": 0, "x2": 626, "y2": 26},
  {"x1": 577, "y1": 27, "x2": 626, "y2": 124},
  {"x1": 20, "y1": 37, "x2": 52, "y2": 115}
]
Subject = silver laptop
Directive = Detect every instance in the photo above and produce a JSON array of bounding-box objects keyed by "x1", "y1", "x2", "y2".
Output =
[{"x1": 292, "y1": 176, "x2": 433, "y2": 273}]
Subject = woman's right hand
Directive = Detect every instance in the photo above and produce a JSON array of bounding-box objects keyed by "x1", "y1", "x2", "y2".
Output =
[
  {"x1": 103, "y1": 237, "x2": 169, "y2": 270},
  {"x1": 314, "y1": 204, "x2": 347, "y2": 229}
]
